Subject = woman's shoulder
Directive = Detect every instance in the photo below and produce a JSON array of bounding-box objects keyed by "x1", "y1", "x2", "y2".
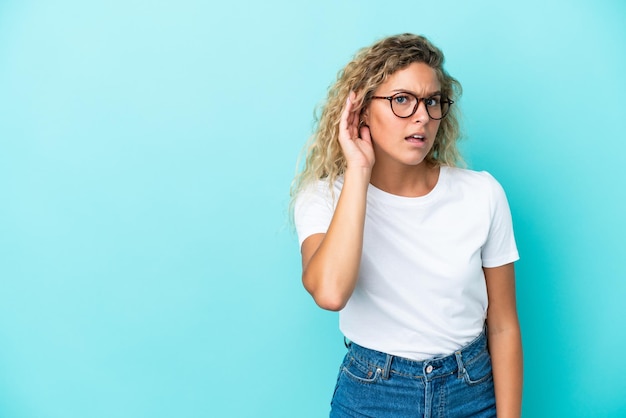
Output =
[
  {"x1": 294, "y1": 176, "x2": 344, "y2": 207},
  {"x1": 299, "y1": 176, "x2": 344, "y2": 194},
  {"x1": 443, "y1": 166, "x2": 502, "y2": 188},
  {"x1": 441, "y1": 166, "x2": 508, "y2": 203}
]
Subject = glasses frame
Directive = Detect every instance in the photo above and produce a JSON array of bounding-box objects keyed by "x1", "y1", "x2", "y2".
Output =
[{"x1": 370, "y1": 92, "x2": 454, "y2": 120}]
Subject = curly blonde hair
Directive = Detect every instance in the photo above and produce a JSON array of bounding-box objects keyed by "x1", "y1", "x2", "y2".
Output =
[{"x1": 290, "y1": 33, "x2": 463, "y2": 211}]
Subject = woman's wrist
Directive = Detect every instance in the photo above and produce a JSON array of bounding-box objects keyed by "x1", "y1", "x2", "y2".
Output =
[{"x1": 343, "y1": 166, "x2": 372, "y2": 184}]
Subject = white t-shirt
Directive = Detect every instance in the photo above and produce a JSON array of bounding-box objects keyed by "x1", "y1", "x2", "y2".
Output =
[{"x1": 294, "y1": 166, "x2": 519, "y2": 360}]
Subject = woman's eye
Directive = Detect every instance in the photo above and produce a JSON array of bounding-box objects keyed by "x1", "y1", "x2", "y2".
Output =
[
  {"x1": 393, "y1": 95, "x2": 411, "y2": 105},
  {"x1": 426, "y1": 97, "x2": 441, "y2": 107}
]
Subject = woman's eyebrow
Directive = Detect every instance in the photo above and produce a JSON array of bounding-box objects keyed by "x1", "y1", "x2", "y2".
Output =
[{"x1": 390, "y1": 89, "x2": 442, "y2": 96}]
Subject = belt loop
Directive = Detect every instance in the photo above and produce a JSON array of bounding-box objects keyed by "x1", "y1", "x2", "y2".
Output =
[
  {"x1": 454, "y1": 351, "x2": 465, "y2": 379},
  {"x1": 483, "y1": 322, "x2": 490, "y2": 354},
  {"x1": 382, "y1": 354, "x2": 393, "y2": 379},
  {"x1": 343, "y1": 336, "x2": 351, "y2": 349}
]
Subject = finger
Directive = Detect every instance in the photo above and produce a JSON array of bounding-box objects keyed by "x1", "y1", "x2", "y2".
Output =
[
  {"x1": 341, "y1": 92, "x2": 362, "y2": 141},
  {"x1": 339, "y1": 94, "x2": 353, "y2": 138},
  {"x1": 346, "y1": 92, "x2": 361, "y2": 138}
]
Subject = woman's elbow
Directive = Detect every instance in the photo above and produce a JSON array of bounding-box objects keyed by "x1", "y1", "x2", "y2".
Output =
[
  {"x1": 302, "y1": 272, "x2": 349, "y2": 312},
  {"x1": 312, "y1": 292, "x2": 347, "y2": 311}
]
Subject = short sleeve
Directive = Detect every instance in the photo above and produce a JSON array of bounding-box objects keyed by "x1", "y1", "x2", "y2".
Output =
[
  {"x1": 293, "y1": 180, "x2": 337, "y2": 247},
  {"x1": 481, "y1": 173, "x2": 520, "y2": 268}
]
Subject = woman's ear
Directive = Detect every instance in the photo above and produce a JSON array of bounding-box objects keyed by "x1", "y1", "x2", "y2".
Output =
[{"x1": 360, "y1": 108, "x2": 369, "y2": 126}]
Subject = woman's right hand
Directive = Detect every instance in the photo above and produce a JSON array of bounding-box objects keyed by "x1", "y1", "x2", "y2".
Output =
[{"x1": 338, "y1": 91, "x2": 375, "y2": 171}]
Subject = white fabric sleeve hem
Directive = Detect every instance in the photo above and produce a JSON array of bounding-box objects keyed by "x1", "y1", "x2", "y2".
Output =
[
  {"x1": 293, "y1": 180, "x2": 336, "y2": 247},
  {"x1": 482, "y1": 252, "x2": 520, "y2": 268}
]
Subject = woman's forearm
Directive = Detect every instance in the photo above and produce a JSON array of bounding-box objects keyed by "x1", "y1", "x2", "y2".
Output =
[
  {"x1": 488, "y1": 325, "x2": 523, "y2": 418},
  {"x1": 302, "y1": 167, "x2": 371, "y2": 311}
]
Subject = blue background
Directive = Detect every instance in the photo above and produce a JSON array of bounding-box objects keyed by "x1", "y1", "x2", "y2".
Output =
[{"x1": 1, "y1": 1, "x2": 625, "y2": 417}]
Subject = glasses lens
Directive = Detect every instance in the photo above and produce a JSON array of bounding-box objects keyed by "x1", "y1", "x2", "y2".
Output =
[
  {"x1": 390, "y1": 93, "x2": 418, "y2": 117},
  {"x1": 427, "y1": 98, "x2": 444, "y2": 120},
  {"x1": 441, "y1": 99, "x2": 450, "y2": 118}
]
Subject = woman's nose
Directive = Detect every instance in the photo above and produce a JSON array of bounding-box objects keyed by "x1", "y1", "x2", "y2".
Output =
[{"x1": 412, "y1": 99, "x2": 430, "y2": 122}]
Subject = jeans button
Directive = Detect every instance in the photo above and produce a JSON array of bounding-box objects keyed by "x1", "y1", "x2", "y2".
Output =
[{"x1": 426, "y1": 365, "x2": 433, "y2": 374}]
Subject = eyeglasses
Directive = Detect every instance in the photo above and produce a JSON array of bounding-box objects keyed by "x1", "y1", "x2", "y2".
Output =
[{"x1": 370, "y1": 92, "x2": 454, "y2": 120}]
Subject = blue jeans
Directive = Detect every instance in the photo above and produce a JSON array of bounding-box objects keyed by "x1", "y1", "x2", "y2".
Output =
[{"x1": 330, "y1": 331, "x2": 496, "y2": 417}]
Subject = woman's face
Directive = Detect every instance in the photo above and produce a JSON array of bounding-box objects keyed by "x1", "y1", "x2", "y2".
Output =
[{"x1": 364, "y1": 62, "x2": 442, "y2": 170}]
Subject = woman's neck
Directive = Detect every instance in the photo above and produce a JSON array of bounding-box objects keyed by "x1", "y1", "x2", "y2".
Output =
[{"x1": 369, "y1": 162, "x2": 440, "y2": 197}]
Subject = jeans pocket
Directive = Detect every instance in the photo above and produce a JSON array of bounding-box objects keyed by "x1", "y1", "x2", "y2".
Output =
[
  {"x1": 341, "y1": 355, "x2": 382, "y2": 384},
  {"x1": 462, "y1": 350, "x2": 493, "y2": 386}
]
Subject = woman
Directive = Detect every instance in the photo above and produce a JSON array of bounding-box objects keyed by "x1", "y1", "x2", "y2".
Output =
[{"x1": 291, "y1": 33, "x2": 522, "y2": 417}]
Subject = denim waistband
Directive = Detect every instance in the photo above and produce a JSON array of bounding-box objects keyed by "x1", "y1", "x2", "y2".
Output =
[{"x1": 347, "y1": 331, "x2": 488, "y2": 381}]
